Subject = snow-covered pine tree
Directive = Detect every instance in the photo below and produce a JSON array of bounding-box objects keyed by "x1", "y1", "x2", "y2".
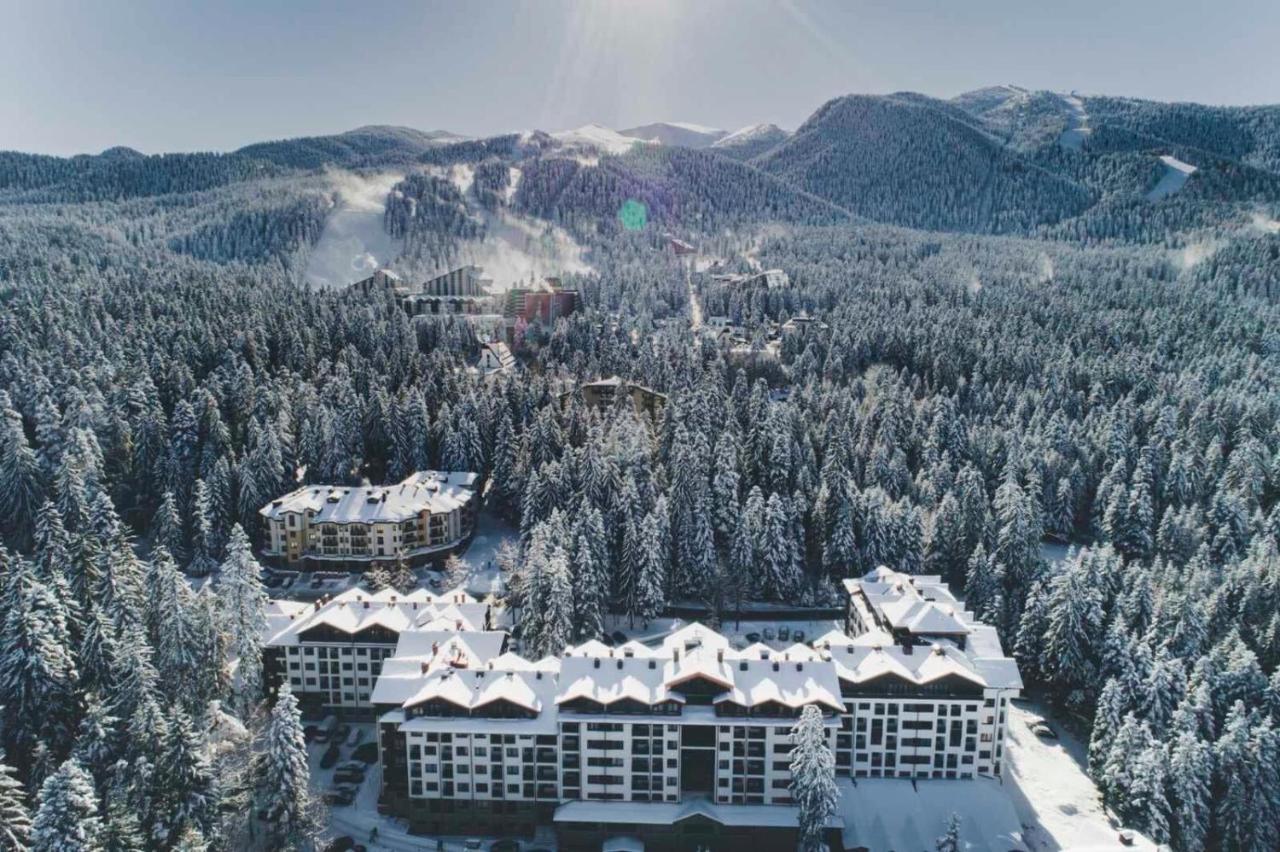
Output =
[
  {"x1": 151, "y1": 491, "x2": 186, "y2": 566},
  {"x1": 31, "y1": 758, "x2": 101, "y2": 852},
  {"x1": 789, "y1": 704, "x2": 838, "y2": 852},
  {"x1": 0, "y1": 750, "x2": 31, "y2": 851},
  {"x1": 255, "y1": 685, "x2": 316, "y2": 847},
  {"x1": 218, "y1": 524, "x2": 269, "y2": 717},
  {"x1": 935, "y1": 812, "x2": 960, "y2": 852}
]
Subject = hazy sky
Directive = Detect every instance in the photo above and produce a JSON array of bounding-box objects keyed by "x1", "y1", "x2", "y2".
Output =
[{"x1": 3, "y1": 0, "x2": 1278, "y2": 156}]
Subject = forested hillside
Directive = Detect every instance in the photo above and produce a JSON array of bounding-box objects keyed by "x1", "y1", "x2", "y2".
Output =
[{"x1": 0, "y1": 86, "x2": 1279, "y2": 851}]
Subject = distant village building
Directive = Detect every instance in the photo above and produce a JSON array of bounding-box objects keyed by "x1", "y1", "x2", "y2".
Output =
[
  {"x1": 479, "y1": 340, "x2": 516, "y2": 375},
  {"x1": 504, "y1": 277, "x2": 580, "y2": 324},
  {"x1": 565, "y1": 376, "x2": 668, "y2": 421},
  {"x1": 663, "y1": 232, "x2": 697, "y2": 256},
  {"x1": 781, "y1": 313, "x2": 828, "y2": 337},
  {"x1": 709, "y1": 269, "x2": 790, "y2": 289},
  {"x1": 258, "y1": 471, "x2": 478, "y2": 570},
  {"x1": 350, "y1": 268, "x2": 409, "y2": 298}
]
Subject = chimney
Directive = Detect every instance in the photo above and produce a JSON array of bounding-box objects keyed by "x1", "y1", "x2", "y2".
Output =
[
  {"x1": 593, "y1": 659, "x2": 601, "y2": 669},
  {"x1": 772, "y1": 662, "x2": 780, "y2": 672},
  {"x1": 420, "y1": 662, "x2": 429, "y2": 674},
  {"x1": 716, "y1": 650, "x2": 723, "y2": 663},
  {"x1": 616, "y1": 660, "x2": 623, "y2": 670},
  {"x1": 363, "y1": 601, "x2": 370, "y2": 609}
]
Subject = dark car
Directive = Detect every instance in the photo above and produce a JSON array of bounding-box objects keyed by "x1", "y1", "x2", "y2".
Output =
[
  {"x1": 323, "y1": 789, "x2": 355, "y2": 806},
  {"x1": 334, "y1": 769, "x2": 365, "y2": 785},
  {"x1": 323, "y1": 837, "x2": 355, "y2": 852},
  {"x1": 745, "y1": 632, "x2": 761, "y2": 643},
  {"x1": 610, "y1": 631, "x2": 627, "y2": 645},
  {"x1": 303, "y1": 725, "x2": 318, "y2": 743},
  {"x1": 352, "y1": 742, "x2": 378, "y2": 764},
  {"x1": 490, "y1": 840, "x2": 521, "y2": 852},
  {"x1": 320, "y1": 743, "x2": 341, "y2": 769}
]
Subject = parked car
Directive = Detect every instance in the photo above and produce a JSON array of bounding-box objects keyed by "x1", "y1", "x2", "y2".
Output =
[
  {"x1": 314, "y1": 715, "x2": 337, "y2": 743},
  {"x1": 320, "y1": 743, "x2": 341, "y2": 769},
  {"x1": 335, "y1": 760, "x2": 366, "y2": 773},
  {"x1": 333, "y1": 723, "x2": 351, "y2": 743},
  {"x1": 490, "y1": 840, "x2": 520, "y2": 852},
  {"x1": 778, "y1": 627, "x2": 791, "y2": 641},
  {"x1": 352, "y1": 743, "x2": 378, "y2": 764},
  {"x1": 762, "y1": 628, "x2": 776, "y2": 641},
  {"x1": 745, "y1": 632, "x2": 761, "y2": 643},
  {"x1": 464, "y1": 840, "x2": 483, "y2": 851},
  {"x1": 323, "y1": 836, "x2": 356, "y2": 852},
  {"x1": 792, "y1": 629, "x2": 806, "y2": 642},
  {"x1": 610, "y1": 630, "x2": 628, "y2": 645},
  {"x1": 303, "y1": 725, "x2": 318, "y2": 743},
  {"x1": 345, "y1": 727, "x2": 364, "y2": 747},
  {"x1": 323, "y1": 789, "x2": 354, "y2": 806},
  {"x1": 1031, "y1": 722, "x2": 1058, "y2": 739},
  {"x1": 333, "y1": 768, "x2": 365, "y2": 785}
]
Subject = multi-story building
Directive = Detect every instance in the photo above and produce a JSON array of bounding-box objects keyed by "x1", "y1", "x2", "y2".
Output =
[
  {"x1": 263, "y1": 587, "x2": 505, "y2": 717},
  {"x1": 259, "y1": 471, "x2": 478, "y2": 570},
  {"x1": 834, "y1": 566, "x2": 1023, "y2": 781},
  {"x1": 361, "y1": 569, "x2": 1020, "y2": 850},
  {"x1": 563, "y1": 376, "x2": 668, "y2": 422},
  {"x1": 503, "y1": 276, "x2": 579, "y2": 324},
  {"x1": 372, "y1": 623, "x2": 847, "y2": 850}
]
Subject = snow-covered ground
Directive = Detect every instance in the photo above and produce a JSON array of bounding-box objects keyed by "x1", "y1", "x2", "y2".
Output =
[
  {"x1": 1058, "y1": 94, "x2": 1092, "y2": 151},
  {"x1": 455, "y1": 509, "x2": 518, "y2": 598},
  {"x1": 1004, "y1": 701, "x2": 1156, "y2": 851},
  {"x1": 305, "y1": 171, "x2": 404, "y2": 289},
  {"x1": 712, "y1": 123, "x2": 782, "y2": 148},
  {"x1": 837, "y1": 776, "x2": 1024, "y2": 851},
  {"x1": 1147, "y1": 155, "x2": 1197, "y2": 200}
]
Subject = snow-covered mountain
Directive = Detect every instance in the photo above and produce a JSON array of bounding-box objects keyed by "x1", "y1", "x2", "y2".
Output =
[
  {"x1": 619, "y1": 122, "x2": 727, "y2": 149},
  {"x1": 710, "y1": 123, "x2": 790, "y2": 160},
  {"x1": 551, "y1": 124, "x2": 647, "y2": 155}
]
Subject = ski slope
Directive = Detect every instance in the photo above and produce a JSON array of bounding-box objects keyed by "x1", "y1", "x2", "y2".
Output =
[
  {"x1": 304, "y1": 171, "x2": 403, "y2": 289},
  {"x1": 1146, "y1": 155, "x2": 1197, "y2": 200},
  {"x1": 1058, "y1": 94, "x2": 1093, "y2": 150}
]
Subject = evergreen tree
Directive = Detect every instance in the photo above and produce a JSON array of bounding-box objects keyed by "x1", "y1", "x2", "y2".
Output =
[
  {"x1": 31, "y1": 759, "x2": 101, "y2": 852},
  {"x1": 0, "y1": 751, "x2": 31, "y2": 851},
  {"x1": 255, "y1": 686, "x2": 316, "y2": 848},
  {"x1": 789, "y1": 705, "x2": 838, "y2": 852},
  {"x1": 935, "y1": 813, "x2": 960, "y2": 852},
  {"x1": 218, "y1": 524, "x2": 268, "y2": 717}
]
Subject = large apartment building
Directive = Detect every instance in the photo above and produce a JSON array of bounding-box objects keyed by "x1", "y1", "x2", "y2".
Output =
[
  {"x1": 263, "y1": 587, "x2": 504, "y2": 717},
  {"x1": 349, "y1": 565, "x2": 1020, "y2": 850},
  {"x1": 258, "y1": 471, "x2": 477, "y2": 570}
]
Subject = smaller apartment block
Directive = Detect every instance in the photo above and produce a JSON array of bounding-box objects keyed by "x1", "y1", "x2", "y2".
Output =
[
  {"x1": 259, "y1": 471, "x2": 477, "y2": 569},
  {"x1": 264, "y1": 587, "x2": 503, "y2": 716}
]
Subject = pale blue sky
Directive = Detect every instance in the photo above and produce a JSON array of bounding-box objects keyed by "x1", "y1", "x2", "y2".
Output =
[{"x1": 3, "y1": 0, "x2": 1277, "y2": 156}]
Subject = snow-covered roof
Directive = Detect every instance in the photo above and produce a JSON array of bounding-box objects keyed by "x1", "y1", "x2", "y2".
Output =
[
  {"x1": 837, "y1": 777, "x2": 1021, "y2": 851},
  {"x1": 259, "y1": 470, "x2": 477, "y2": 524},
  {"x1": 839, "y1": 567, "x2": 1023, "y2": 692},
  {"x1": 263, "y1": 586, "x2": 490, "y2": 647}
]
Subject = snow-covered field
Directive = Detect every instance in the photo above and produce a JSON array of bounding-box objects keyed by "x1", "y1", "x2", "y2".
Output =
[
  {"x1": 305, "y1": 171, "x2": 404, "y2": 289},
  {"x1": 455, "y1": 509, "x2": 518, "y2": 598},
  {"x1": 1004, "y1": 702, "x2": 1156, "y2": 851},
  {"x1": 552, "y1": 123, "x2": 645, "y2": 155},
  {"x1": 1146, "y1": 155, "x2": 1197, "y2": 200}
]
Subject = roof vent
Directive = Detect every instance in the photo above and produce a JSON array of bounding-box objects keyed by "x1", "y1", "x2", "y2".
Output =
[
  {"x1": 739, "y1": 661, "x2": 748, "y2": 672},
  {"x1": 616, "y1": 660, "x2": 623, "y2": 670},
  {"x1": 363, "y1": 601, "x2": 369, "y2": 609},
  {"x1": 772, "y1": 662, "x2": 780, "y2": 672},
  {"x1": 649, "y1": 660, "x2": 657, "y2": 670},
  {"x1": 797, "y1": 663, "x2": 803, "y2": 672},
  {"x1": 593, "y1": 659, "x2": 601, "y2": 669}
]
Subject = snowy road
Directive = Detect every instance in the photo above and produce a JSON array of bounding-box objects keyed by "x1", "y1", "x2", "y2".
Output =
[
  {"x1": 686, "y1": 261, "x2": 703, "y2": 329},
  {"x1": 1004, "y1": 702, "x2": 1156, "y2": 851}
]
